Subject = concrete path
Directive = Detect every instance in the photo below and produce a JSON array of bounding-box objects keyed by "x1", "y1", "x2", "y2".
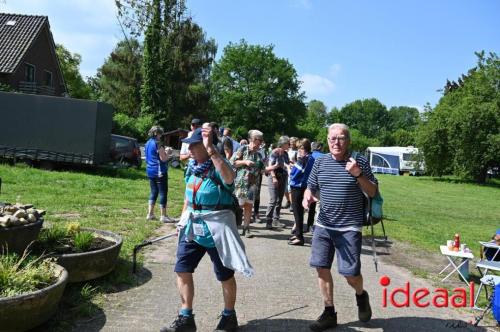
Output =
[{"x1": 75, "y1": 182, "x2": 494, "y2": 332}]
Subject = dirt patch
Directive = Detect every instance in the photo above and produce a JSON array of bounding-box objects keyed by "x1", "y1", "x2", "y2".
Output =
[{"x1": 51, "y1": 212, "x2": 81, "y2": 219}]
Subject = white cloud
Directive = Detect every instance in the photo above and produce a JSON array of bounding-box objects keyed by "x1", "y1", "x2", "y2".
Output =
[
  {"x1": 291, "y1": 0, "x2": 312, "y2": 9},
  {"x1": 329, "y1": 63, "x2": 342, "y2": 76},
  {"x1": 300, "y1": 74, "x2": 336, "y2": 98}
]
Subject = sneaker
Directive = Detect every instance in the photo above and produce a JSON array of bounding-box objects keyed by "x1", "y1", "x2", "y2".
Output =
[
  {"x1": 146, "y1": 214, "x2": 156, "y2": 221},
  {"x1": 309, "y1": 310, "x2": 337, "y2": 332},
  {"x1": 160, "y1": 216, "x2": 176, "y2": 223},
  {"x1": 272, "y1": 220, "x2": 285, "y2": 228},
  {"x1": 214, "y1": 312, "x2": 238, "y2": 331},
  {"x1": 356, "y1": 290, "x2": 372, "y2": 322},
  {"x1": 160, "y1": 315, "x2": 196, "y2": 332},
  {"x1": 265, "y1": 221, "x2": 273, "y2": 230}
]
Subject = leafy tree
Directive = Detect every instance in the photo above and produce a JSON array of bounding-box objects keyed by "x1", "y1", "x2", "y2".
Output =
[
  {"x1": 210, "y1": 40, "x2": 306, "y2": 141},
  {"x1": 418, "y1": 51, "x2": 500, "y2": 183},
  {"x1": 297, "y1": 99, "x2": 328, "y2": 141},
  {"x1": 338, "y1": 98, "x2": 389, "y2": 138},
  {"x1": 96, "y1": 38, "x2": 143, "y2": 118},
  {"x1": 55, "y1": 44, "x2": 91, "y2": 99},
  {"x1": 388, "y1": 106, "x2": 420, "y2": 132},
  {"x1": 118, "y1": 0, "x2": 215, "y2": 129}
]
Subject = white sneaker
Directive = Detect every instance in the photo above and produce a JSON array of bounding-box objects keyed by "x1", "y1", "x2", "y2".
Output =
[
  {"x1": 146, "y1": 214, "x2": 156, "y2": 221},
  {"x1": 160, "y1": 216, "x2": 175, "y2": 223}
]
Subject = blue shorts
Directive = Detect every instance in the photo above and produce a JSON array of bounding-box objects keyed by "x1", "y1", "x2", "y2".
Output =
[
  {"x1": 309, "y1": 226, "x2": 362, "y2": 276},
  {"x1": 174, "y1": 233, "x2": 234, "y2": 281}
]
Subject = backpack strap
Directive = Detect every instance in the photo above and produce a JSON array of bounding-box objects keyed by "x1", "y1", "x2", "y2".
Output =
[{"x1": 352, "y1": 151, "x2": 378, "y2": 272}]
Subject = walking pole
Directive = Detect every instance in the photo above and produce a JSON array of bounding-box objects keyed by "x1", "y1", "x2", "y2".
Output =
[{"x1": 132, "y1": 232, "x2": 177, "y2": 273}]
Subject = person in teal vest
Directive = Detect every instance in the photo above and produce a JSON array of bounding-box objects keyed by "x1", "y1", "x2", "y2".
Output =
[{"x1": 161, "y1": 123, "x2": 240, "y2": 332}]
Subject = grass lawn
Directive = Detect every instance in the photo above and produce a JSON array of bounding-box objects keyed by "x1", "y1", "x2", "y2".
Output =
[
  {"x1": 0, "y1": 163, "x2": 186, "y2": 329},
  {"x1": 1, "y1": 164, "x2": 499, "y2": 327},
  {"x1": 374, "y1": 174, "x2": 500, "y2": 256}
]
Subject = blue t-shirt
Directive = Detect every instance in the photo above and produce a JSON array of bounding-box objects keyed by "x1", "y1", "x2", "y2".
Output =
[
  {"x1": 290, "y1": 153, "x2": 315, "y2": 188},
  {"x1": 145, "y1": 138, "x2": 167, "y2": 178},
  {"x1": 184, "y1": 164, "x2": 234, "y2": 247}
]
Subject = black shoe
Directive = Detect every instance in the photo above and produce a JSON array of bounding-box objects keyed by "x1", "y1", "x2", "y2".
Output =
[
  {"x1": 309, "y1": 310, "x2": 337, "y2": 331},
  {"x1": 214, "y1": 313, "x2": 238, "y2": 331},
  {"x1": 161, "y1": 315, "x2": 196, "y2": 332},
  {"x1": 265, "y1": 221, "x2": 273, "y2": 229},
  {"x1": 356, "y1": 290, "x2": 372, "y2": 322}
]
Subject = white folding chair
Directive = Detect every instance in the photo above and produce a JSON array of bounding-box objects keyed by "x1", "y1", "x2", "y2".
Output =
[{"x1": 474, "y1": 260, "x2": 500, "y2": 309}]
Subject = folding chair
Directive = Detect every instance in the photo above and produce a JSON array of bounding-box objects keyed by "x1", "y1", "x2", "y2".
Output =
[{"x1": 473, "y1": 240, "x2": 500, "y2": 309}]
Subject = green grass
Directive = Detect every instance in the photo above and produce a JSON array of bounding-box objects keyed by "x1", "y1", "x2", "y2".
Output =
[
  {"x1": 0, "y1": 163, "x2": 185, "y2": 327},
  {"x1": 373, "y1": 175, "x2": 500, "y2": 256}
]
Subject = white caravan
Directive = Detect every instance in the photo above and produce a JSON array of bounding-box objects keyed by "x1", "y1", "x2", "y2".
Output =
[{"x1": 366, "y1": 146, "x2": 422, "y2": 175}]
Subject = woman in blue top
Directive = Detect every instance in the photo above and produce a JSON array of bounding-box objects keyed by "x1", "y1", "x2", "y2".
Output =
[
  {"x1": 288, "y1": 138, "x2": 315, "y2": 246},
  {"x1": 145, "y1": 125, "x2": 173, "y2": 223},
  {"x1": 162, "y1": 123, "x2": 243, "y2": 332}
]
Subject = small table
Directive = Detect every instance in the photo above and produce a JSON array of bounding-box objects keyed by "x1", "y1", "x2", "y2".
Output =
[{"x1": 439, "y1": 245, "x2": 474, "y2": 283}]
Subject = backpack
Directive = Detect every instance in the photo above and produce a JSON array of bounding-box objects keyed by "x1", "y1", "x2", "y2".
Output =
[
  {"x1": 352, "y1": 151, "x2": 384, "y2": 272},
  {"x1": 185, "y1": 165, "x2": 243, "y2": 227},
  {"x1": 209, "y1": 173, "x2": 243, "y2": 227},
  {"x1": 351, "y1": 152, "x2": 384, "y2": 226}
]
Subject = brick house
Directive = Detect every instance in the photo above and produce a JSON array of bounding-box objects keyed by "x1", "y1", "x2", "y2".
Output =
[{"x1": 0, "y1": 13, "x2": 66, "y2": 96}]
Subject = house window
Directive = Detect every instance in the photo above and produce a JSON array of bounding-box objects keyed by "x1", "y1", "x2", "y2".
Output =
[
  {"x1": 25, "y1": 64, "x2": 35, "y2": 82},
  {"x1": 44, "y1": 70, "x2": 53, "y2": 87}
]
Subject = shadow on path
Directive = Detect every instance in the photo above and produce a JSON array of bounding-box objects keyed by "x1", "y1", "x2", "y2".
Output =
[{"x1": 241, "y1": 316, "x2": 488, "y2": 332}]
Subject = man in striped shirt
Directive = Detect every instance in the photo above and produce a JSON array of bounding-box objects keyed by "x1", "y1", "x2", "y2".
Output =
[{"x1": 303, "y1": 123, "x2": 378, "y2": 331}]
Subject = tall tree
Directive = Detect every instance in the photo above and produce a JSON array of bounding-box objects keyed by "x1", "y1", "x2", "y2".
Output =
[
  {"x1": 96, "y1": 38, "x2": 143, "y2": 117},
  {"x1": 117, "y1": 0, "x2": 215, "y2": 129},
  {"x1": 338, "y1": 98, "x2": 389, "y2": 139},
  {"x1": 297, "y1": 99, "x2": 328, "y2": 142},
  {"x1": 55, "y1": 44, "x2": 91, "y2": 99},
  {"x1": 210, "y1": 40, "x2": 306, "y2": 140},
  {"x1": 418, "y1": 51, "x2": 500, "y2": 183}
]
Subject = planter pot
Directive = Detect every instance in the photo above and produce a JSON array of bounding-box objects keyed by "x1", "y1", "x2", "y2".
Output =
[
  {"x1": 0, "y1": 264, "x2": 68, "y2": 332},
  {"x1": 0, "y1": 219, "x2": 43, "y2": 255},
  {"x1": 54, "y1": 228, "x2": 122, "y2": 283}
]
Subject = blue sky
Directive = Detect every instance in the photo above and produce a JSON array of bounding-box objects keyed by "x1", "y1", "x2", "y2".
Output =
[{"x1": 2, "y1": 0, "x2": 499, "y2": 111}]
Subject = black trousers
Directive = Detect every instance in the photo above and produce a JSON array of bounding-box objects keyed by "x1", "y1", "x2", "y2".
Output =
[{"x1": 291, "y1": 187, "x2": 306, "y2": 240}]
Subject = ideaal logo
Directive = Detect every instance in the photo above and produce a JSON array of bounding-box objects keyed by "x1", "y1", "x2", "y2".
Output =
[{"x1": 380, "y1": 275, "x2": 475, "y2": 308}]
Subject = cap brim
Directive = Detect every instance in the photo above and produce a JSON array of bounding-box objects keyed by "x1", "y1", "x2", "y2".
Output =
[{"x1": 181, "y1": 137, "x2": 202, "y2": 144}]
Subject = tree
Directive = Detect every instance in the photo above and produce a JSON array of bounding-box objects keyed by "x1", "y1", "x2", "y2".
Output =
[
  {"x1": 418, "y1": 51, "x2": 500, "y2": 183},
  {"x1": 338, "y1": 98, "x2": 389, "y2": 139},
  {"x1": 388, "y1": 106, "x2": 420, "y2": 132},
  {"x1": 96, "y1": 38, "x2": 143, "y2": 117},
  {"x1": 118, "y1": 0, "x2": 215, "y2": 129},
  {"x1": 297, "y1": 100, "x2": 328, "y2": 142},
  {"x1": 210, "y1": 40, "x2": 306, "y2": 141},
  {"x1": 55, "y1": 44, "x2": 91, "y2": 99}
]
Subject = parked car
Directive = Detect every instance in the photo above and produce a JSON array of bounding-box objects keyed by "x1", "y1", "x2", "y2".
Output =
[{"x1": 110, "y1": 134, "x2": 141, "y2": 168}]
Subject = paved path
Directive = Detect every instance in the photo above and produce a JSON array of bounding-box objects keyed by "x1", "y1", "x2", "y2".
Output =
[{"x1": 76, "y1": 182, "x2": 493, "y2": 332}]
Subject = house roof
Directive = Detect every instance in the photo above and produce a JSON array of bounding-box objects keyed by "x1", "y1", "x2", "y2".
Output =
[
  {"x1": 0, "y1": 13, "x2": 48, "y2": 74},
  {"x1": 367, "y1": 146, "x2": 419, "y2": 155}
]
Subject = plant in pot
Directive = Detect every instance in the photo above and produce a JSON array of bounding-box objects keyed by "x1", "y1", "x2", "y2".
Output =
[
  {"x1": 33, "y1": 222, "x2": 123, "y2": 283},
  {"x1": 0, "y1": 252, "x2": 68, "y2": 332}
]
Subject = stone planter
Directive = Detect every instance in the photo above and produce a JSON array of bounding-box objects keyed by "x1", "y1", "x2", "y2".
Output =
[
  {"x1": 0, "y1": 219, "x2": 43, "y2": 255},
  {"x1": 54, "y1": 228, "x2": 122, "y2": 283},
  {"x1": 0, "y1": 264, "x2": 68, "y2": 332}
]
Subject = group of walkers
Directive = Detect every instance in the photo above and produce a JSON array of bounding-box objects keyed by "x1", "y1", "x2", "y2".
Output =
[{"x1": 144, "y1": 121, "x2": 379, "y2": 332}]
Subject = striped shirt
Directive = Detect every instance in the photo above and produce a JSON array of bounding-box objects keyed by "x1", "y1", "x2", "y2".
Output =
[{"x1": 307, "y1": 153, "x2": 377, "y2": 230}]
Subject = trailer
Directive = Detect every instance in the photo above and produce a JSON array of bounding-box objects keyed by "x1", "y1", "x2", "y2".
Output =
[
  {"x1": 0, "y1": 91, "x2": 113, "y2": 168},
  {"x1": 366, "y1": 146, "x2": 423, "y2": 175}
]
